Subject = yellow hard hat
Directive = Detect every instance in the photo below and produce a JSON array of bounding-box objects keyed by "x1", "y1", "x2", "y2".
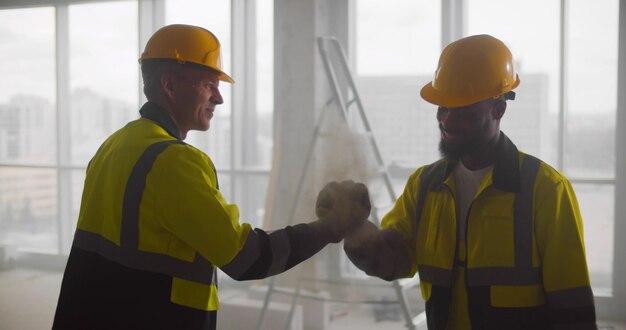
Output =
[
  {"x1": 420, "y1": 34, "x2": 519, "y2": 107},
  {"x1": 139, "y1": 24, "x2": 234, "y2": 84}
]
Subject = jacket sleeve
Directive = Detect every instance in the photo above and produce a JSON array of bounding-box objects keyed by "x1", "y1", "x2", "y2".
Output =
[
  {"x1": 152, "y1": 145, "x2": 330, "y2": 279},
  {"x1": 533, "y1": 168, "x2": 597, "y2": 329},
  {"x1": 380, "y1": 168, "x2": 424, "y2": 277},
  {"x1": 220, "y1": 222, "x2": 330, "y2": 280}
]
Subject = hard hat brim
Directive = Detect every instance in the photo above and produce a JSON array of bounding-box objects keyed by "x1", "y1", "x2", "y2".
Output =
[
  {"x1": 216, "y1": 71, "x2": 234, "y2": 84},
  {"x1": 139, "y1": 57, "x2": 235, "y2": 84},
  {"x1": 420, "y1": 78, "x2": 520, "y2": 108},
  {"x1": 139, "y1": 24, "x2": 234, "y2": 84},
  {"x1": 420, "y1": 82, "x2": 476, "y2": 108}
]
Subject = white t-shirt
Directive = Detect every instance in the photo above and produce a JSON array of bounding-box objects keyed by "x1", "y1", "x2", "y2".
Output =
[
  {"x1": 453, "y1": 161, "x2": 492, "y2": 241},
  {"x1": 447, "y1": 161, "x2": 492, "y2": 330}
]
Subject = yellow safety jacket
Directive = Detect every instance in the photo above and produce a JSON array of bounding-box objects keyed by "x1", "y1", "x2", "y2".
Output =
[
  {"x1": 54, "y1": 102, "x2": 328, "y2": 330},
  {"x1": 382, "y1": 133, "x2": 596, "y2": 330},
  {"x1": 72, "y1": 108, "x2": 249, "y2": 311}
]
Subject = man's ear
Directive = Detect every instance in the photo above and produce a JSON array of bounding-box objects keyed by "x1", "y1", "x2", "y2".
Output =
[
  {"x1": 160, "y1": 73, "x2": 177, "y2": 100},
  {"x1": 493, "y1": 100, "x2": 507, "y2": 120}
]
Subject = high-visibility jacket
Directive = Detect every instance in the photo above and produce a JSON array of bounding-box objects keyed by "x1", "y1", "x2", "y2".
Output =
[
  {"x1": 53, "y1": 102, "x2": 328, "y2": 330},
  {"x1": 382, "y1": 133, "x2": 597, "y2": 330}
]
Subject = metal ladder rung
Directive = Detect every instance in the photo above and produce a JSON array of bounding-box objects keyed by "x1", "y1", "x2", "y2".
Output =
[
  {"x1": 373, "y1": 166, "x2": 387, "y2": 175},
  {"x1": 371, "y1": 202, "x2": 394, "y2": 210},
  {"x1": 412, "y1": 311, "x2": 427, "y2": 326},
  {"x1": 317, "y1": 36, "x2": 420, "y2": 330},
  {"x1": 257, "y1": 36, "x2": 420, "y2": 330},
  {"x1": 318, "y1": 128, "x2": 374, "y2": 139},
  {"x1": 397, "y1": 276, "x2": 420, "y2": 290}
]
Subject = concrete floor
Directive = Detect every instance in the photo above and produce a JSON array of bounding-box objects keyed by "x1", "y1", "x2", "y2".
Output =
[
  {"x1": 0, "y1": 267, "x2": 624, "y2": 330},
  {"x1": 0, "y1": 267, "x2": 411, "y2": 330},
  {"x1": 0, "y1": 268, "x2": 62, "y2": 330}
]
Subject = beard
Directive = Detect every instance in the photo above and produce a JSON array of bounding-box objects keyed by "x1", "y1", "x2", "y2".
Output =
[{"x1": 438, "y1": 121, "x2": 491, "y2": 161}]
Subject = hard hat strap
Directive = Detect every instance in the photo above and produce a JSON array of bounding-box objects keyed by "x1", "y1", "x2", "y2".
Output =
[
  {"x1": 495, "y1": 91, "x2": 516, "y2": 101},
  {"x1": 504, "y1": 91, "x2": 516, "y2": 101}
]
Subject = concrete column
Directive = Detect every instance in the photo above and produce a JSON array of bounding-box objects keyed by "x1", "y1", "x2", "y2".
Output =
[
  {"x1": 602, "y1": 0, "x2": 626, "y2": 321},
  {"x1": 264, "y1": 0, "x2": 350, "y2": 284},
  {"x1": 441, "y1": 0, "x2": 466, "y2": 47}
]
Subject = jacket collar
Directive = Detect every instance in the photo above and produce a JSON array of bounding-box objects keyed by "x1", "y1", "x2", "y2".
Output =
[
  {"x1": 433, "y1": 132, "x2": 521, "y2": 193},
  {"x1": 139, "y1": 101, "x2": 181, "y2": 140}
]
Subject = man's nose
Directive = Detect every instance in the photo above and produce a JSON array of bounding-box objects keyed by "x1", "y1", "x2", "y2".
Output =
[
  {"x1": 437, "y1": 107, "x2": 454, "y2": 124},
  {"x1": 211, "y1": 88, "x2": 224, "y2": 105}
]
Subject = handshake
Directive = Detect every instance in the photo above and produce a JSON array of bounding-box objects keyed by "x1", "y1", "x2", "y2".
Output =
[{"x1": 315, "y1": 180, "x2": 371, "y2": 243}]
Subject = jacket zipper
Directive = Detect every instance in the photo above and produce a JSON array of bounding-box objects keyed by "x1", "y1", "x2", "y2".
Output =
[{"x1": 442, "y1": 184, "x2": 457, "y2": 330}]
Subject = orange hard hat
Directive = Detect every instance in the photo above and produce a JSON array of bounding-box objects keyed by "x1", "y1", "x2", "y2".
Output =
[
  {"x1": 139, "y1": 24, "x2": 234, "y2": 83},
  {"x1": 421, "y1": 34, "x2": 519, "y2": 107}
]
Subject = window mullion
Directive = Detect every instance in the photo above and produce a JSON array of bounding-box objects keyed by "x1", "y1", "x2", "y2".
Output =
[
  {"x1": 441, "y1": 0, "x2": 466, "y2": 47},
  {"x1": 55, "y1": 4, "x2": 72, "y2": 255},
  {"x1": 610, "y1": 0, "x2": 626, "y2": 316},
  {"x1": 231, "y1": 0, "x2": 256, "y2": 199},
  {"x1": 231, "y1": 0, "x2": 241, "y2": 201},
  {"x1": 138, "y1": 0, "x2": 165, "y2": 107},
  {"x1": 557, "y1": 0, "x2": 567, "y2": 172}
]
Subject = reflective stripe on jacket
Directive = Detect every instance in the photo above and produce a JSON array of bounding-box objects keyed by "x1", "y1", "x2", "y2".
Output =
[
  {"x1": 54, "y1": 102, "x2": 333, "y2": 330},
  {"x1": 381, "y1": 133, "x2": 597, "y2": 330},
  {"x1": 64, "y1": 102, "x2": 331, "y2": 317},
  {"x1": 73, "y1": 118, "x2": 238, "y2": 310}
]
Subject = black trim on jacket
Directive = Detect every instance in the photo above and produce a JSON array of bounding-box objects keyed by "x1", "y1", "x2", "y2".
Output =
[{"x1": 139, "y1": 101, "x2": 181, "y2": 140}]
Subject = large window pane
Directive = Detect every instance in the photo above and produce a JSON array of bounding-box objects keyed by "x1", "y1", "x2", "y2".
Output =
[
  {"x1": 69, "y1": 1, "x2": 139, "y2": 166},
  {"x1": 236, "y1": 174, "x2": 269, "y2": 229},
  {"x1": 574, "y1": 183, "x2": 614, "y2": 290},
  {"x1": 166, "y1": 0, "x2": 232, "y2": 169},
  {"x1": 564, "y1": 0, "x2": 618, "y2": 179},
  {"x1": 356, "y1": 0, "x2": 443, "y2": 196},
  {"x1": 256, "y1": 0, "x2": 274, "y2": 169},
  {"x1": 468, "y1": 0, "x2": 616, "y2": 292},
  {"x1": 356, "y1": 0, "x2": 441, "y2": 76},
  {"x1": 0, "y1": 168, "x2": 58, "y2": 253},
  {"x1": 468, "y1": 0, "x2": 560, "y2": 165},
  {"x1": 70, "y1": 170, "x2": 87, "y2": 236},
  {"x1": 352, "y1": 0, "x2": 442, "y2": 277},
  {"x1": 0, "y1": 7, "x2": 56, "y2": 165}
]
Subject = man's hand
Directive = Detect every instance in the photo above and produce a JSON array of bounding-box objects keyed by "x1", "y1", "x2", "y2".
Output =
[
  {"x1": 315, "y1": 180, "x2": 371, "y2": 243},
  {"x1": 344, "y1": 224, "x2": 412, "y2": 281}
]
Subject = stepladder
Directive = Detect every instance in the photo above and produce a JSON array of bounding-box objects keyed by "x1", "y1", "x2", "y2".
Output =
[{"x1": 256, "y1": 36, "x2": 427, "y2": 330}]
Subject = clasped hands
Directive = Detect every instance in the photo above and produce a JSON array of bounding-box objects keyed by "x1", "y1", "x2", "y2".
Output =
[{"x1": 316, "y1": 180, "x2": 371, "y2": 243}]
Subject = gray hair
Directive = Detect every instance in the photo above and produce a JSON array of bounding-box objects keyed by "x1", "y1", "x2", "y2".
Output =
[{"x1": 140, "y1": 59, "x2": 180, "y2": 101}]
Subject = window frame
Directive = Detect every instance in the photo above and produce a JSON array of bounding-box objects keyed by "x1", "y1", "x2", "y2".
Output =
[
  {"x1": 349, "y1": 0, "x2": 625, "y2": 321},
  {"x1": 439, "y1": 0, "x2": 626, "y2": 320},
  {"x1": 1, "y1": 0, "x2": 624, "y2": 322},
  {"x1": 0, "y1": 0, "x2": 272, "y2": 254}
]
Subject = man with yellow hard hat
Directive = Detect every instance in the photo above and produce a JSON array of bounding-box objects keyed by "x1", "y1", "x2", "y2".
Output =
[
  {"x1": 52, "y1": 24, "x2": 371, "y2": 329},
  {"x1": 343, "y1": 34, "x2": 597, "y2": 329}
]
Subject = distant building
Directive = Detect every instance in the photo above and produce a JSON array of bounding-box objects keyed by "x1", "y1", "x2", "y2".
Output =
[
  {"x1": 0, "y1": 90, "x2": 135, "y2": 249},
  {"x1": 70, "y1": 88, "x2": 136, "y2": 164},
  {"x1": 0, "y1": 95, "x2": 55, "y2": 162},
  {"x1": 500, "y1": 74, "x2": 550, "y2": 159},
  {"x1": 356, "y1": 73, "x2": 549, "y2": 181},
  {"x1": 0, "y1": 96, "x2": 56, "y2": 238}
]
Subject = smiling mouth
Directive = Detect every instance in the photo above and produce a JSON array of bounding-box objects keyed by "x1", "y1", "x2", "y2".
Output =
[
  {"x1": 441, "y1": 128, "x2": 454, "y2": 138},
  {"x1": 441, "y1": 129, "x2": 463, "y2": 144}
]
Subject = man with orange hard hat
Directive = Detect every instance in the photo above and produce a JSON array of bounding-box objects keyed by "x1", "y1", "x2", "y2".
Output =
[
  {"x1": 52, "y1": 24, "x2": 371, "y2": 329},
  {"x1": 344, "y1": 34, "x2": 597, "y2": 329}
]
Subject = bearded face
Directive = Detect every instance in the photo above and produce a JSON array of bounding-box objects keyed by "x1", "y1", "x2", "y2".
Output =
[{"x1": 436, "y1": 99, "x2": 503, "y2": 162}]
